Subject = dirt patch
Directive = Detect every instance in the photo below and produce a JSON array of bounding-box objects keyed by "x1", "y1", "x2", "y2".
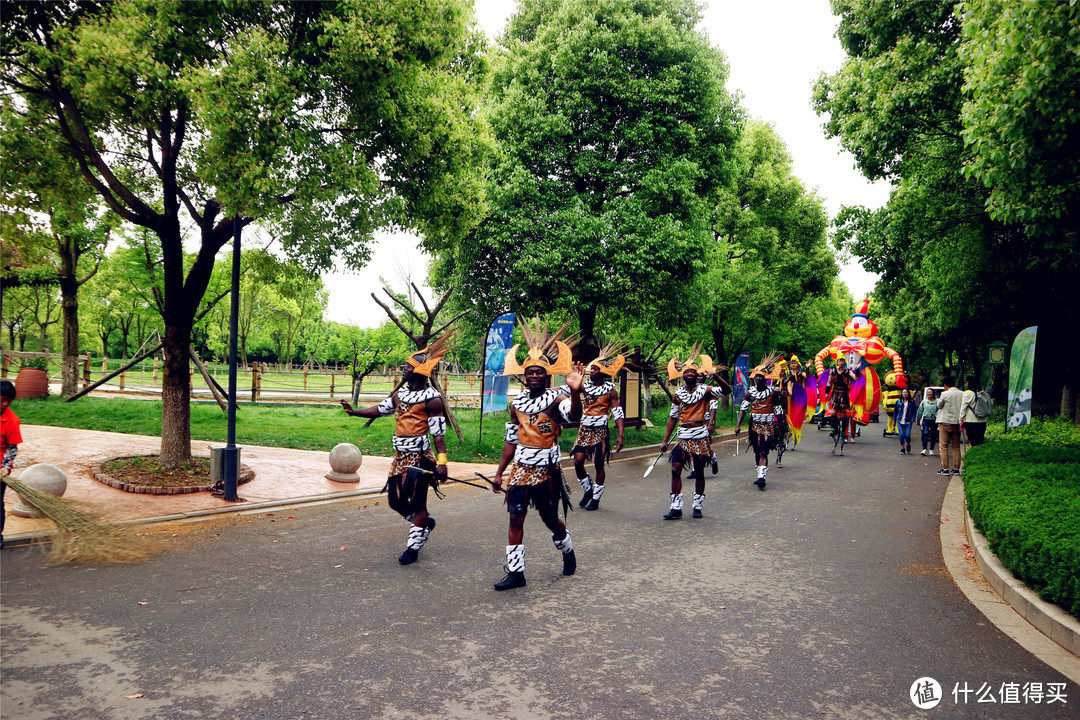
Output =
[{"x1": 93, "y1": 455, "x2": 255, "y2": 494}]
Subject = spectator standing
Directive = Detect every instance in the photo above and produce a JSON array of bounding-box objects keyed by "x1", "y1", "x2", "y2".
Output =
[
  {"x1": 894, "y1": 387, "x2": 917, "y2": 454},
  {"x1": 1, "y1": 379, "x2": 22, "y2": 549},
  {"x1": 936, "y1": 377, "x2": 964, "y2": 475},
  {"x1": 961, "y1": 377, "x2": 990, "y2": 447},
  {"x1": 916, "y1": 388, "x2": 938, "y2": 456}
]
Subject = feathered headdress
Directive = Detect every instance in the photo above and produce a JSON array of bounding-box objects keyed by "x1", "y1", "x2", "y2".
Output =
[
  {"x1": 750, "y1": 351, "x2": 783, "y2": 380},
  {"x1": 503, "y1": 318, "x2": 576, "y2": 376},
  {"x1": 586, "y1": 339, "x2": 626, "y2": 378},
  {"x1": 667, "y1": 342, "x2": 716, "y2": 381},
  {"x1": 406, "y1": 328, "x2": 457, "y2": 377}
]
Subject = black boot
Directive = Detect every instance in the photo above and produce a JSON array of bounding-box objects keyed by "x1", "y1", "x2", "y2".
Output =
[
  {"x1": 494, "y1": 570, "x2": 527, "y2": 591},
  {"x1": 562, "y1": 550, "x2": 577, "y2": 576},
  {"x1": 578, "y1": 487, "x2": 593, "y2": 508},
  {"x1": 663, "y1": 508, "x2": 682, "y2": 520},
  {"x1": 585, "y1": 498, "x2": 600, "y2": 511},
  {"x1": 398, "y1": 547, "x2": 419, "y2": 565}
]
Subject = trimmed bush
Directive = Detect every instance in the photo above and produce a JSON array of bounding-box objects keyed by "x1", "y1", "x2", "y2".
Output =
[{"x1": 964, "y1": 418, "x2": 1080, "y2": 617}]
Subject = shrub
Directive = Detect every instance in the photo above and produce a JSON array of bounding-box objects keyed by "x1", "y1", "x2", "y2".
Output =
[{"x1": 964, "y1": 435, "x2": 1080, "y2": 616}]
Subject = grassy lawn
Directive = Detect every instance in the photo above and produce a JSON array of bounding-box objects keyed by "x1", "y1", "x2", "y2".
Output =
[{"x1": 11, "y1": 394, "x2": 741, "y2": 463}]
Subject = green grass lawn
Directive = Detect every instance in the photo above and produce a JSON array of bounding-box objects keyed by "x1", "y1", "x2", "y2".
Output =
[{"x1": 12, "y1": 394, "x2": 738, "y2": 463}]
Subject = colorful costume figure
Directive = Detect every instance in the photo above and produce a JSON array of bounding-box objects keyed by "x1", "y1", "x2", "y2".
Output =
[
  {"x1": 825, "y1": 357, "x2": 859, "y2": 453},
  {"x1": 565, "y1": 342, "x2": 626, "y2": 511},
  {"x1": 735, "y1": 353, "x2": 785, "y2": 491},
  {"x1": 813, "y1": 298, "x2": 905, "y2": 427},
  {"x1": 491, "y1": 319, "x2": 584, "y2": 591},
  {"x1": 340, "y1": 332, "x2": 454, "y2": 565},
  {"x1": 660, "y1": 348, "x2": 731, "y2": 518},
  {"x1": 881, "y1": 371, "x2": 904, "y2": 437},
  {"x1": 783, "y1": 354, "x2": 812, "y2": 450}
]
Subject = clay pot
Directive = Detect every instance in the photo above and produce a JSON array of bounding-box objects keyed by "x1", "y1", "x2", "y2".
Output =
[{"x1": 14, "y1": 367, "x2": 49, "y2": 399}]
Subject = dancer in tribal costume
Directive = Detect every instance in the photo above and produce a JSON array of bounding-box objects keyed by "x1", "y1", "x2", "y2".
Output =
[
  {"x1": 772, "y1": 359, "x2": 790, "y2": 467},
  {"x1": 826, "y1": 355, "x2": 859, "y2": 454},
  {"x1": 565, "y1": 343, "x2": 625, "y2": 511},
  {"x1": 659, "y1": 348, "x2": 731, "y2": 519},
  {"x1": 491, "y1": 320, "x2": 584, "y2": 591},
  {"x1": 340, "y1": 332, "x2": 454, "y2": 565},
  {"x1": 735, "y1": 353, "x2": 785, "y2": 491}
]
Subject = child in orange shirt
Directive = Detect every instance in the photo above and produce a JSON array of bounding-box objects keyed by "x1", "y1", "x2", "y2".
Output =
[{"x1": 1, "y1": 379, "x2": 22, "y2": 548}]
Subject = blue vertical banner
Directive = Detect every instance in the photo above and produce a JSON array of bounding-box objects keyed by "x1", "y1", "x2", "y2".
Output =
[
  {"x1": 733, "y1": 351, "x2": 750, "y2": 406},
  {"x1": 1007, "y1": 325, "x2": 1037, "y2": 429},
  {"x1": 482, "y1": 312, "x2": 515, "y2": 414}
]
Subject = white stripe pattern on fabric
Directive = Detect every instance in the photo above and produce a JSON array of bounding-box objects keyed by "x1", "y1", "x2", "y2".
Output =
[
  {"x1": 740, "y1": 386, "x2": 779, "y2": 422},
  {"x1": 393, "y1": 434, "x2": 431, "y2": 453},
  {"x1": 427, "y1": 416, "x2": 447, "y2": 436},
  {"x1": 407, "y1": 524, "x2": 427, "y2": 551},
  {"x1": 398, "y1": 386, "x2": 441, "y2": 404},
  {"x1": 377, "y1": 397, "x2": 396, "y2": 416},
  {"x1": 506, "y1": 544, "x2": 525, "y2": 572},
  {"x1": 504, "y1": 422, "x2": 519, "y2": 444},
  {"x1": 554, "y1": 532, "x2": 573, "y2": 554},
  {"x1": 677, "y1": 424, "x2": 710, "y2": 440},
  {"x1": 611, "y1": 406, "x2": 624, "y2": 421},
  {"x1": 512, "y1": 388, "x2": 560, "y2": 414},
  {"x1": 514, "y1": 444, "x2": 560, "y2": 466},
  {"x1": 580, "y1": 413, "x2": 609, "y2": 428}
]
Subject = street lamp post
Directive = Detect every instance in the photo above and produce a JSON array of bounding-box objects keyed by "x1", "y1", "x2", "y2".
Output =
[{"x1": 222, "y1": 215, "x2": 242, "y2": 502}]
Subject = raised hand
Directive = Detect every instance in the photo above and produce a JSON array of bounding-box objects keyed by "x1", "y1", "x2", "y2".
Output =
[{"x1": 565, "y1": 361, "x2": 586, "y2": 392}]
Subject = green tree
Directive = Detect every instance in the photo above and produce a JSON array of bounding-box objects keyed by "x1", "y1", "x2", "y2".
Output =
[
  {"x1": 1, "y1": 1, "x2": 488, "y2": 464},
  {"x1": 697, "y1": 121, "x2": 835, "y2": 368},
  {"x1": 959, "y1": 0, "x2": 1080, "y2": 234},
  {"x1": 813, "y1": 0, "x2": 1079, "y2": 412},
  {"x1": 445, "y1": 0, "x2": 741, "y2": 341},
  {"x1": 1, "y1": 95, "x2": 115, "y2": 395}
]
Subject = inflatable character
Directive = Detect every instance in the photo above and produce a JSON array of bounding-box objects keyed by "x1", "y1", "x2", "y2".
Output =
[{"x1": 813, "y1": 298, "x2": 905, "y2": 426}]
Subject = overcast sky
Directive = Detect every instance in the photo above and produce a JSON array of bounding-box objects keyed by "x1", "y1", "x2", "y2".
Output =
[{"x1": 322, "y1": 0, "x2": 891, "y2": 327}]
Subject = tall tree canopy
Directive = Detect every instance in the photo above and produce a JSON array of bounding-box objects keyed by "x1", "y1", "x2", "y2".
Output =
[
  {"x1": 813, "y1": 0, "x2": 1079, "y2": 415},
  {"x1": 1, "y1": 0, "x2": 489, "y2": 463},
  {"x1": 697, "y1": 120, "x2": 836, "y2": 367},
  {"x1": 443, "y1": 0, "x2": 742, "y2": 341}
]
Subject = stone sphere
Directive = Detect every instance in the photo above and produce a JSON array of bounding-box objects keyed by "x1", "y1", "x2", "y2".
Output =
[
  {"x1": 326, "y1": 443, "x2": 363, "y2": 483},
  {"x1": 12, "y1": 463, "x2": 68, "y2": 518}
]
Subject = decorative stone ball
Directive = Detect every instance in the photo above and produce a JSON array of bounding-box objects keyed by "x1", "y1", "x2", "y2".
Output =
[
  {"x1": 325, "y1": 443, "x2": 363, "y2": 483},
  {"x1": 12, "y1": 463, "x2": 68, "y2": 518}
]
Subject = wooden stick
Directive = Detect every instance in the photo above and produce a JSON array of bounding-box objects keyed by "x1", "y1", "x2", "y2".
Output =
[{"x1": 64, "y1": 343, "x2": 163, "y2": 402}]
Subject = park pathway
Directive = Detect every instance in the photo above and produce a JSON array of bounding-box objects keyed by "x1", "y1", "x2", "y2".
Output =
[{"x1": 1, "y1": 425, "x2": 1074, "y2": 719}]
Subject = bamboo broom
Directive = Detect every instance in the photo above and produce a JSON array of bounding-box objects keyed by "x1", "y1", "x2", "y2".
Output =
[{"x1": 4, "y1": 476, "x2": 150, "y2": 563}]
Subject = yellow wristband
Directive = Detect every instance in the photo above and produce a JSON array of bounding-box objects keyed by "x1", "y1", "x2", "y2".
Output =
[{"x1": 437, "y1": 453, "x2": 448, "y2": 465}]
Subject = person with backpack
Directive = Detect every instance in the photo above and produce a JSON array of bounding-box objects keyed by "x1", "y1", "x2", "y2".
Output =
[
  {"x1": 916, "y1": 388, "x2": 938, "y2": 456},
  {"x1": 961, "y1": 377, "x2": 991, "y2": 447}
]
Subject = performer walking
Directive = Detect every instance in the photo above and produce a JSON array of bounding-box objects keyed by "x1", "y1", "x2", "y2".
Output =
[
  {"x1": 735, "y1": 353, "x2": 785, "y2": 491},
  {"x1": 566, "y1": 344, "x2": 626, "y2": 511},
  {"x1": 340, "y1": 333, "x2": 454, "y2": 565},
  {"x1": 659, "y1": 348, "x2": 731, "y2": 519},
  {"x1": 826, "y1": 355, "x2": 858, "y2": 454},
  {"x1": 491, "y1": 320, "x2": 584, "y2": 591}
]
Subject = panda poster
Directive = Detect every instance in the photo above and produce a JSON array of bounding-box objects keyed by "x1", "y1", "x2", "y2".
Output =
[{"x1": 1007, "y1": 326, "x2": 1037, "y2": 428}]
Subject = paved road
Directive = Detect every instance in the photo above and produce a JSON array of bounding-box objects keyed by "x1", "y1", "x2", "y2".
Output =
[{"x1": 1, "y1": 426, "x2": 1073, "y2": 719}]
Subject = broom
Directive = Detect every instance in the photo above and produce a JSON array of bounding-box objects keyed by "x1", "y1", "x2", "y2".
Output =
[{"x1": 4, "y1": 476, "x2": 150, "y2": 563}]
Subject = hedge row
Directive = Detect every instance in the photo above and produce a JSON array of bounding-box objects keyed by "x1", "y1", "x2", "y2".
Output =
[{"x1": 964, "y1": 419, "x2": 1080, "y2": 617}]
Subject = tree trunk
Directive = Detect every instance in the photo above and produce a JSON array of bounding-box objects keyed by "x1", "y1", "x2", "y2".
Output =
[
  {"x1": 60, "y1": 278, "x2": 80, "y2": 397},
  {"x1": 158, "y1": 322, "x2": 193, "y2": 467},
  {"x1": 578, "y1": 305, "x2": 597, "y2": 349}
]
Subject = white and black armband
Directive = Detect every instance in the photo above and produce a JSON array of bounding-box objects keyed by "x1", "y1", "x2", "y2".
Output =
[
  {"x1": 669, "y1": 402, "x2": 680, "y2": 419},
  {"x1": 611, "y1": 406, "x2": 625, "y2": 422},
  {"x1": 376, "y1": 397, "x2": 395, "y2": 416},
  {"x1": 504, "y1": 422, "x2": 520, "y2": 445},
  {"x1": 427, "y1": 416, "x2": 447, "y2": 437}
]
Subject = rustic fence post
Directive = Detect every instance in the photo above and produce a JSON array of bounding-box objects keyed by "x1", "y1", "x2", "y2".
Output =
[
  {"x1": 82, "y1": 357, "x2": 90, "y2": 390},
  {"x1": 251, "y1": 363, "x2": 259, "y2": 402},
  {"x1": 330, "y1": 372, "x2": 335, "y2": 399}
]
